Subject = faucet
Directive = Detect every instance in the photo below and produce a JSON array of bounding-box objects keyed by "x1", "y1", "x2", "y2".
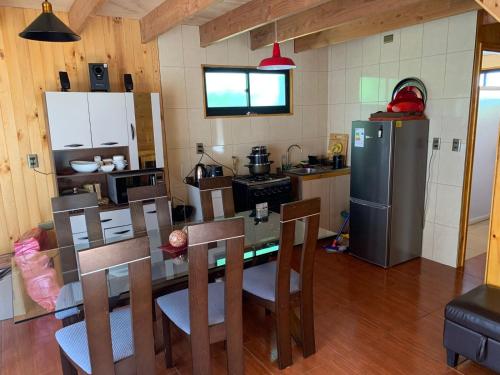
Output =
[{"x1": 285, "y1": 144, "x2": 302, "y2": 170}]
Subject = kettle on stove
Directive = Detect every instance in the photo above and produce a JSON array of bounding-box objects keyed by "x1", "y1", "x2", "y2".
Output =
[{"x1": 194, "y1": 163, "x2": 207, "y2": 184}]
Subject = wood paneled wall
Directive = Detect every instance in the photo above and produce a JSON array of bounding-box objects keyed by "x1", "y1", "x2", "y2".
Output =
[
  {"x1": 486, "y1": 129, "x2": 500, "y2": 286},
  {"x1": 0, "y1": 7, "x2": 161, "y2": 254}
]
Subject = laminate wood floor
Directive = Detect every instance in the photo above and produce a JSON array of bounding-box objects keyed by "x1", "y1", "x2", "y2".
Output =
[{"x1": 0, "y1": 249, "x2": 492, "y2": 374}]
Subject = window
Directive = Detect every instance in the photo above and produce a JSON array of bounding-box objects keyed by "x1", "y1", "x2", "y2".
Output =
[
  {"x1": 203, "y1": 66, "x2": 291, "y2": 117},
  {"x1": 480, "y1": 70, "x2": 500, "y2": 87}
]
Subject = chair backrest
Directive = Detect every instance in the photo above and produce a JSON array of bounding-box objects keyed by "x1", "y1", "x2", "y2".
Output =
[
  {"x1": 127, "y1": 184, "x2": 171, "y2": 232},
  {"x1": 276, "y1": 198, "x2": 320, "y2": 302},
  {"x1": 51, "y1": 193, "x2": 103, "y2": 246},
  {"x1": 51, "y1": 193, "x2": 103, "y2": 282},
  {"x1": 198, "y1": 176, "x2": 235, "y2": 220},
  {"x1": 78, "y1": 236, "x2": 155, "y2": 375},
  {"x1": 187, "y1": 217, "x2": 245, "y2": 375}
]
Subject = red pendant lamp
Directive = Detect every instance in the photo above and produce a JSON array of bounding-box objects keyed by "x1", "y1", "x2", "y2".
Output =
[{"x1": 257, "y1": 22, "x2": 296, "y2": 70}]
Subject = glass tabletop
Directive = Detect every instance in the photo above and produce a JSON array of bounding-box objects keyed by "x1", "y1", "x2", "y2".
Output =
[{"x1": 11, "y1": 210, "x2": 335, "y2": 323}]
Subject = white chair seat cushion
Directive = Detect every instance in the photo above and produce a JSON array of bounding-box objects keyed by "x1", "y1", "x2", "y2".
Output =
[
  {"x1": 55, "y1": 282, "x2": 82, "y2": 320},
  {"x1": 242, "y1": 261, "x2": 300, "y2": 302},
  {"x1": 156, "y1": 282, "x2": 225, "y2": 334},
  {"x1": 55, "y1": 307, "x2": 134, "y2": 374}
]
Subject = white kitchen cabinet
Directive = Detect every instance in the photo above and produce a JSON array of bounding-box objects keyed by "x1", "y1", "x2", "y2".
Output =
[
  {"x1": 87, "y1": 93, "x2": 129, "y2": 148},
  {"x1": 45, "y1": 92, "x2": 93, "y2": 150}
]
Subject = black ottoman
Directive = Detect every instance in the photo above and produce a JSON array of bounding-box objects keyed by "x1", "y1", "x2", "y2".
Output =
[{"x1": 444, "y1": 284, "x2": 500, "y2": 372}]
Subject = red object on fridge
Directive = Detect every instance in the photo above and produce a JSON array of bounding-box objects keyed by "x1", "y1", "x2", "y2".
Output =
[{"x1": 387, "y1": 78, "x2": 427, "y2": 113}]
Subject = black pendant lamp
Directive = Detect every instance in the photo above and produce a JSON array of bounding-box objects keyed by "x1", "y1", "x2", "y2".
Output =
[{"x1": 19, "y1": 1, "x2": 80, "y2": 42}]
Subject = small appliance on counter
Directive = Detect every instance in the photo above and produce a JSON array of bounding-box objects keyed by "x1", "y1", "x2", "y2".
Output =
[
  {"x1": 206, "y1": 164, "x2": 223, "y2": 177},
  {"x1": 107, "y1": 168, "x2": 164, "y2": 204},
  {"x1": 193, "y1": 163, "x2": 207, "y2": 184}
]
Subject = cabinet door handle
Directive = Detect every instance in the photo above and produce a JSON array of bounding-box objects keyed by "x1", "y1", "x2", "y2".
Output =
[
  {"x1": 100, "y1": 218, "x2": 112, "y2": 223},
  {"x1": 64, "y1": 144, "x2": 83, "y2": 148},
  {"x1": 130, "y1": 124, "x2": 135, "y2": 140},
  {"x1": 77, "y1": 236, "x2": 88, "y2": 240},
  {"x1": 101, "y1": 142, "x2": 118, "y2": 146},
  {"x1": 112, "y1": 229, "x2": 130, "y2": 235},
  {"x1": 146, "y1": 210, "x2": 157, "y2": 214}
]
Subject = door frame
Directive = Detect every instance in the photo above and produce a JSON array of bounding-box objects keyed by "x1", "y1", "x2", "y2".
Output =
[{"x1": 457, "y1": 12, "x2": 500, "y2": 268}]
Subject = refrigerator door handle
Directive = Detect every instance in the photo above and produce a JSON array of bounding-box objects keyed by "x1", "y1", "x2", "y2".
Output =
[{"x1": 350, "y1": 197, "x2": 390, "y2": 210}]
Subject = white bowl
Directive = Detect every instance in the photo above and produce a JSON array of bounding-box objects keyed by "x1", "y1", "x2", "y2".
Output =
[
  {"x1": 100, "y1": 164, "x2": 115, "y2": 173},
  {"x1": 70, "y1": 161, "x2": 99, "y2": 173},
  {"x1": 112, "y1": 155, "x2": 125, "y2": 161}
]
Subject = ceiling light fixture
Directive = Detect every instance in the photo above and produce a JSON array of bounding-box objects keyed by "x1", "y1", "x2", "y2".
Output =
[
  {"x1": 19, "y1": 1, "x2": 81, "y2": 42},
  {"x1": 257, "y1": 22, "x2": 296, "y2": 70}
]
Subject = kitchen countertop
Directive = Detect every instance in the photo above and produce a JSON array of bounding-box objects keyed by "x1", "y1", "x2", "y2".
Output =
[{"x1": 284, "y1": 167, "x2": 351, "y2": 181}]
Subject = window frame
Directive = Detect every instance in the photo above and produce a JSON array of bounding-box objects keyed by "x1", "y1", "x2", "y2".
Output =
[{"x1": 202, "y1": 65, "x2": 293, "y2": 118}]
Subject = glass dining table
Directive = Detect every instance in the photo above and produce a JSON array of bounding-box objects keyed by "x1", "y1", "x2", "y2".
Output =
[{"x1": 10, "y1": 210, "x2": 335, "y2": 323}]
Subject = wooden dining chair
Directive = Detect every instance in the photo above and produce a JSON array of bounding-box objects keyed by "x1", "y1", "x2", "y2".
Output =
[
  {"x1": 127, "y1": 184, "x2": 171, "y2": 232},
  {"x1": 242, "y1": 198, "x2": 320, "y2": 369},
  {"x1": 55, "y1": 236, "x2": 155, "y2": 375},
  {"x1": 52, "y1": 193, "x2": 103, "y2": 323},
  {"x1": 198, "y1": 176, "x2": 235, "y2": 220},
  {"x1": 52, "y1": 193, "x2": 103, "y2": 282},
  {"x1": 156, "y1": 217, "x2": 245, "y2": 375}
]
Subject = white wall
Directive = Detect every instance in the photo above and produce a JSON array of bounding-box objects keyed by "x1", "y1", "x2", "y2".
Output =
[
  {"x1": 158, "y1": 26, "x2": 329, "y2": 201},
  {"x1": 327, "y1": 11, "x2": 477, "y2": 267},
  {"x1": 469, "y1": 89, "x2": 500, "y2": 223}
]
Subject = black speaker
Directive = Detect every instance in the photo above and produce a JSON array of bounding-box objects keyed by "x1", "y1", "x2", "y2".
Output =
[
  {"x1": 59, "y1": 71, "x2": 70, "y2": 92},
  {"x1": 89, "y1": 63, "x2": 110, "y2": 92},
  {"x1": 123, "y1": 74, "x2": 133, "y2": 92}
]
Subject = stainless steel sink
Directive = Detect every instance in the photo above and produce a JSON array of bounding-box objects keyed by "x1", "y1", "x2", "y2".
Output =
[{"x1": 286, "y1": 167, "x2": 321, "y2": 175}]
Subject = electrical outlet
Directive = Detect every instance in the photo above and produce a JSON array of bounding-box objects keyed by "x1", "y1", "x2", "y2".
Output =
[
  {"x1": 432, "y1": 137, "x2": 440, "y2": 150},
  {"x1": 452, "y1": 139, "x2": 461, "y2": 152},
  {"x1": 196, "y1": 143, "x2": 204, "y2": 154},
  {"x1": 27, "y1": 154, "x2": 39, "y2": 169}
]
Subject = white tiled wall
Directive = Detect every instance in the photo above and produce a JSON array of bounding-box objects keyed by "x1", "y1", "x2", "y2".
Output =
[
  {"x1": 158, "y1": 26, "x2": 330, "y2": 201},
  {"x1": 327, "y1": 11, "x2": 477, "y2": 267}
]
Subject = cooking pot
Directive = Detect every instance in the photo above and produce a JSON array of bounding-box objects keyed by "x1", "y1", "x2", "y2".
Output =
[
  {"x1": 246, "y1": 153, "x2": 271, "y2": 164},
  {"x1": 245, "y1": 162, "x2": 273, "y2": 175},
  {"x1": 251, "y1": 145, "x2": 267, "y2": 154}
]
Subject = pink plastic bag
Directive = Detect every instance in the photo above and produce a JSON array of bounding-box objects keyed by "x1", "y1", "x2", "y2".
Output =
[{"x1": 14, "y1": 229, "x2": 60, "y2": 312}]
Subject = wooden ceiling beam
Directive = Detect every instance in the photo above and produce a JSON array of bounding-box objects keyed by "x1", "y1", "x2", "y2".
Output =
[
  {"x1": 198, "y1": 0, "x2": 331, "y2": 48},
  {"x1": 294, "y1": 0, "x2": 479, "y2": 52},
  {"x1": 69, "y1": 0, "x2": 107, "y2": 34},
  {"x1": 250, "y1": 0, "x2": 424, "y2": 50},
  {"x1": 475, "y1": 0, "x2": 500, "y2": 22},
  {"x1": 140, "y1": 0, "x2": 220, "y2": 43}
]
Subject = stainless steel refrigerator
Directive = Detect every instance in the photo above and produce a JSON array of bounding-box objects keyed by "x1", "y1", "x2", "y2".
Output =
[{"x1": 349, "y1": 119, "x2": 429, "y2": 268}]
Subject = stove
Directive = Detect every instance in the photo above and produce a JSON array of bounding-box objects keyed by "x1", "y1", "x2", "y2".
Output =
[{"x1": 232, "y1": 174, "x2": 292, "y2": 213}]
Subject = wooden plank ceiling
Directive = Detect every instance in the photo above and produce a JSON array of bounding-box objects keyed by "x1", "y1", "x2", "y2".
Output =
[{"x1": 0, "y1": 0, "x2": 485, "y2": 51}]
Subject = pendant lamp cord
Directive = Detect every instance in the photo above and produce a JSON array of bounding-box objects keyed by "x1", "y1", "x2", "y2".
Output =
[{"x1": 274, "y1": 21, "x2": 278, "y2": 43}]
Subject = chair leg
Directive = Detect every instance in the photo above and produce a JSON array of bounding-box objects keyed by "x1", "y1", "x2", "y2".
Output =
[
  {"x1": 275, "y1": 304, "x2": 293, "y2": 369},
  {"x1": 161, "y1": 313, "x2": 174, "y2": 368},
  {"x1": 300, "y1": 299, "x2": 316, "y2": 357},
  {"x1": 446, "y1": 349, "x2": 459, "y2": 367},
  {"x1": 59, "y1": 348, "x2": 77, "y2": 375}
]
